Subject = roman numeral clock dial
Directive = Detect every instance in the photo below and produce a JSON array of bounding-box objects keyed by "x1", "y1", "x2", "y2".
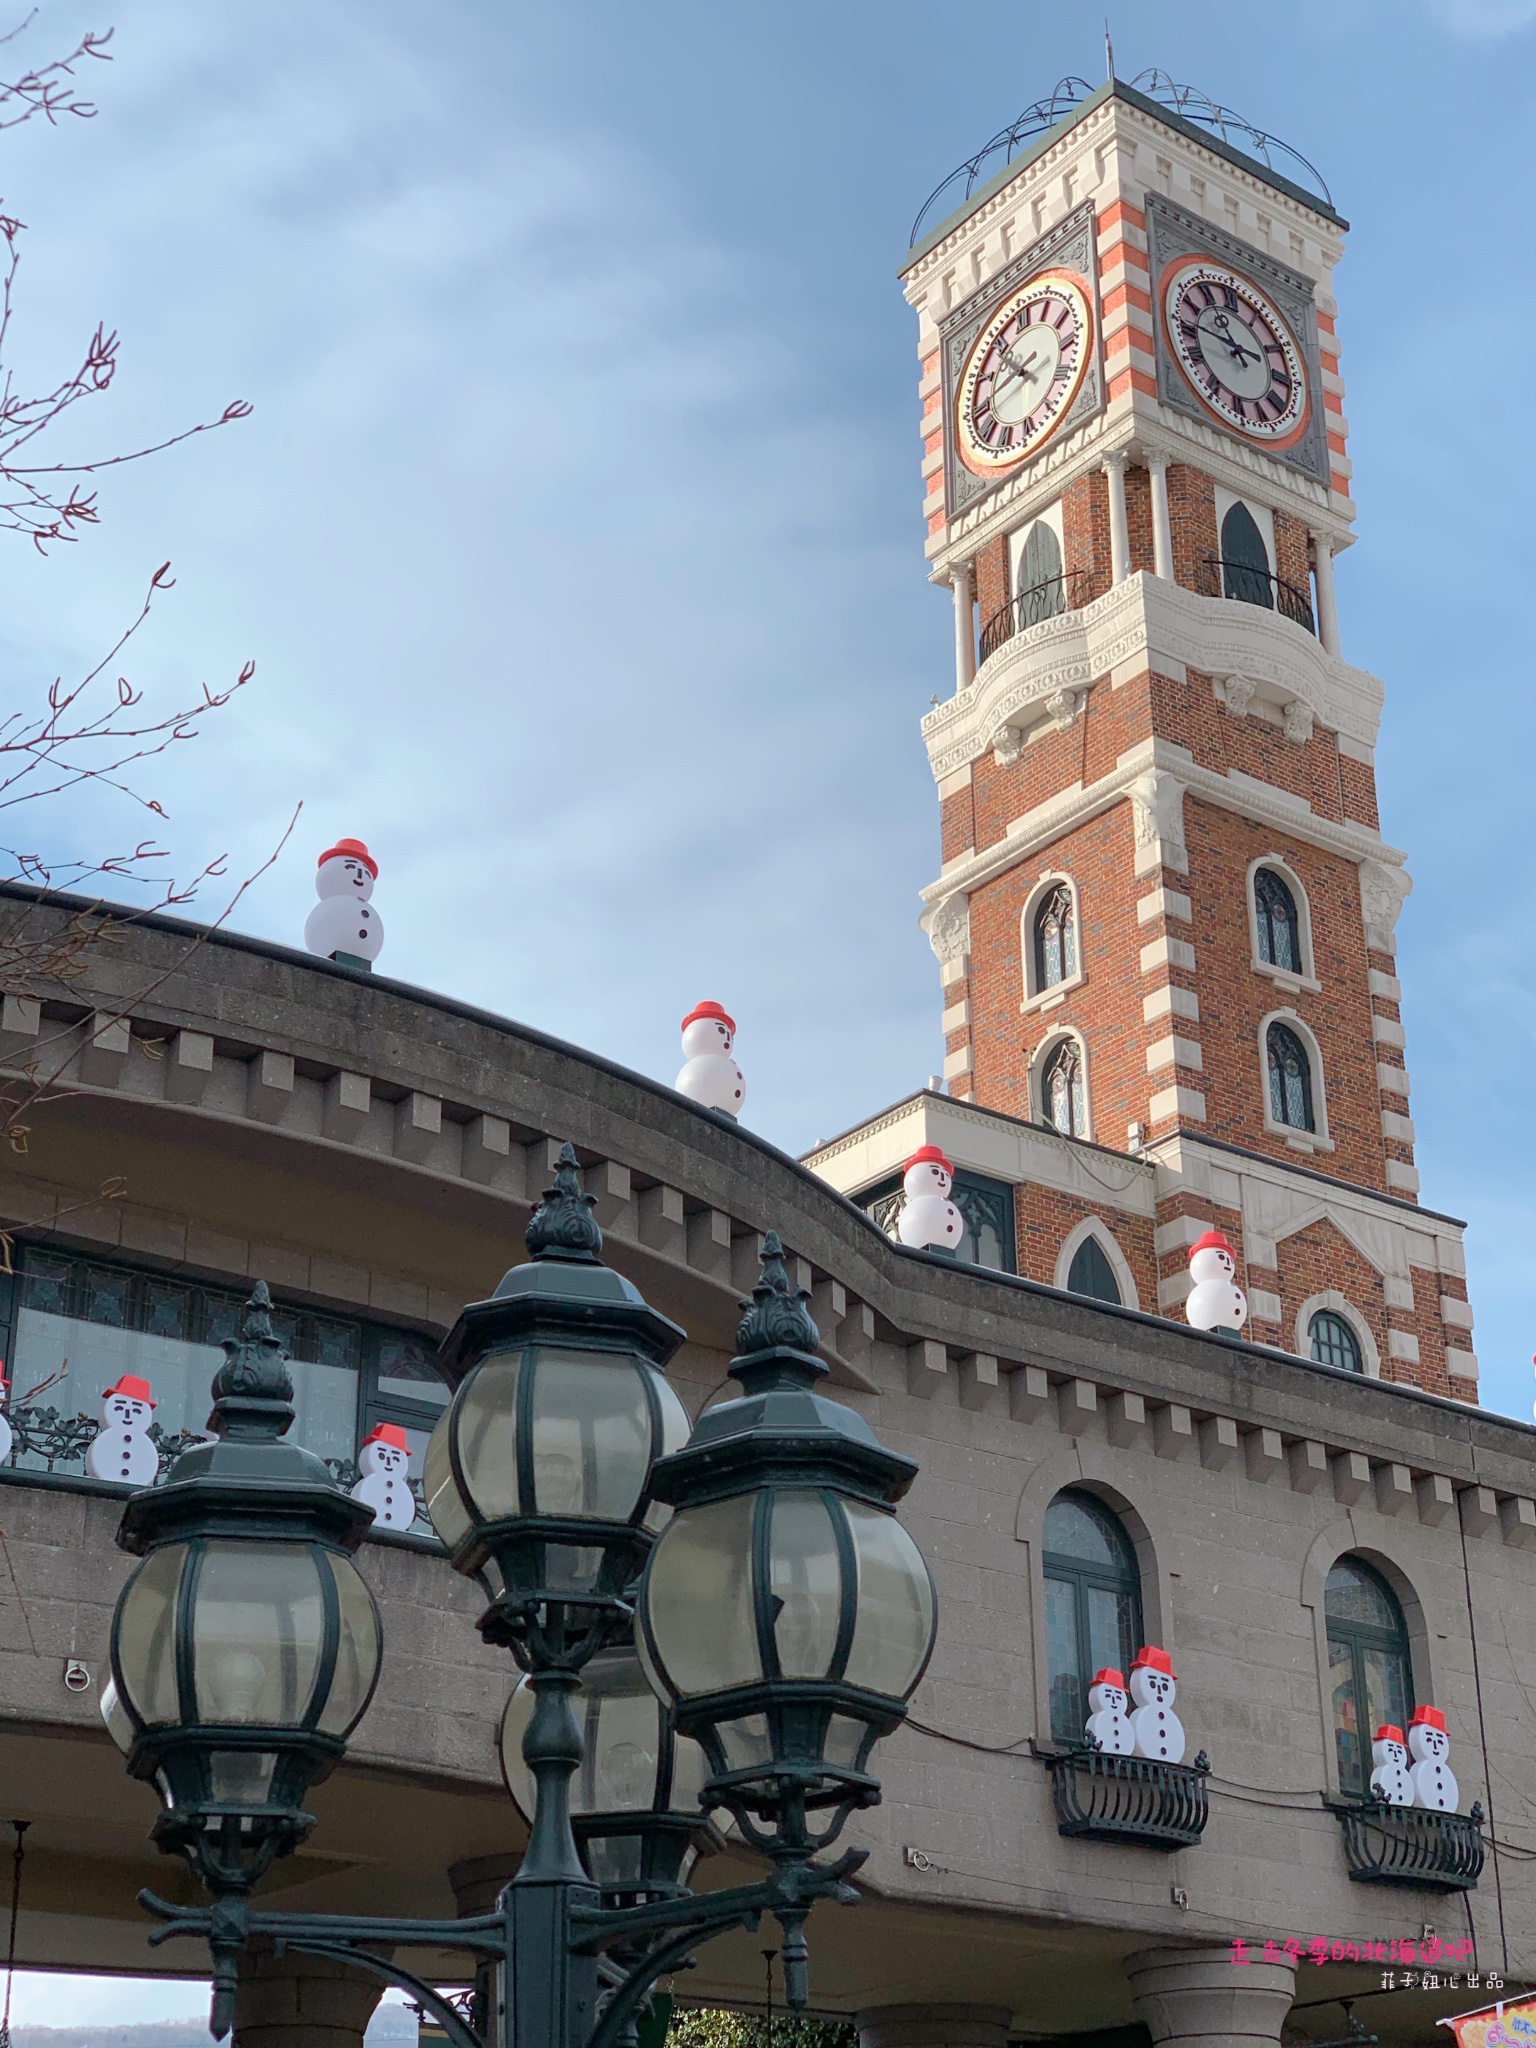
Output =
[
  {"x1": 957, "y1": 274, "x2": 1094, "y2": 472},
  {"x1": 1164, "y1": 261, "x2": 1308, "y2": 438}
]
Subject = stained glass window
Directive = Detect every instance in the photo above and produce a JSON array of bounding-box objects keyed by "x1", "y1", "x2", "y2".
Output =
[
  {"x1": 1326, "y1": 1557, "x2": 1412, "y2": 1798},
  {"x1": 1034, "y1": 884, "x2": 1078, "y2": 992},
  {"x1": 1042, "y1": 1038, "x2": 1088, "y2": 1138},
  {"x1": 1255, "y1": 867, "x2": 1301, "y2": 974},
  {"x1": 1044, "y1": 1490, "x2": 1142, "y2": 1745},
  {"x1": 1266, "y1": 1022, "x2": 1314, "y2": 1132}
]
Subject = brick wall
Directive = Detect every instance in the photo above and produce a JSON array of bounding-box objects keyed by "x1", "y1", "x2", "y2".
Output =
[
  {"x1": 1062, "y1": 469, "x2": 1112, "y2": 599},
  {"x1": 1016, "y1": 1179, "x2": 1157, "y2": 1309},
  {"x1": 975, "y1": 534, "x2": 1010, "y2": 644},
  {"x1": 1166, "y1": 462, "x2": 1219, "y2": 590}
]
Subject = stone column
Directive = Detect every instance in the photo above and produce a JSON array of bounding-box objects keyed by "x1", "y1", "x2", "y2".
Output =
[
  {"x1": 1311, "y1": 532, "x2": 1340, "y2": 657},
  {"x1": 234, "y1": 1942, "x2": 386, "y2": 2048},
  {"x1": 858, "y1": 2004, "x2": 1012, "y2": 2048},
  {"x1": 1149, "y1": 455, "x2": 1174, "y2": 580},
  {"x1": 1124, "y1": 1945, "x2": 1295, "y2": 2048},
  {"x1": 1105, "y1": 452, "x2": 1131, "y2": 584},
  {"x1": 952, "y1": 560, "x2": 977, "y2": 691}
]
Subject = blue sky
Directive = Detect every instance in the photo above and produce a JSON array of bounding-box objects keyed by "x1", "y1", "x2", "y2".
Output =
[{"x1": 5, "y1": 0, "x2": 1536, "y2": 2011}]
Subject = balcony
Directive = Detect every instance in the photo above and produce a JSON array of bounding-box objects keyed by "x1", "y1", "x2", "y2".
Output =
[
  {"x1": 1332, "y1": 1800, "x2": 1486, "y2": 1892},
  {"x1": 977, "y1": 569, "x2": 1107, "y2": 664},
  {"x1": 1048, "y1": 1745, "x2": 1210, "y2": 1850},
  {"x1": 1194, "y1": 554, "x2": 1316, "y2": 635}
]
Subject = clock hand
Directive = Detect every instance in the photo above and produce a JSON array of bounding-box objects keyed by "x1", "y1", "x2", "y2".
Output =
[{"x1": 1205, "y1": 310, "x2": 1262, "y2": 365}]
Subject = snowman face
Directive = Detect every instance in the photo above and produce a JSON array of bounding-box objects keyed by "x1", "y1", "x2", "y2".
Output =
[
  {"x1": 1087, "y1": 1681, "x2": 1127, "y2": 1716},
  {"x1": 362, "y1": 1439, "x2": 407, "y2": 1477},
  {"x1": 1410, "y1": 1723, "x2": 1449, "y2": 1763},
  {"x1": 682, "y1": 1017, "x2": 732, "y2": 1058},
  {"x1": 102, "y1": 1393, "x2": 150, "y2": 1430},
  {"x1": 317, "y1": 855, "x2": 374, "y2": 902},
  {"x1": 1130, "y1": 1665, "x2": 1175, "y2": 1708},
  {"x1": 1189, "y1": 1245, "x2": 1235, "y2": 1284},
  {"x1": 904, "y1": 1160, "x2": 953, "y2": 1198},
  {"x1": 1373, "y1": 1735, "x2": 1408, "y2": 1769}
]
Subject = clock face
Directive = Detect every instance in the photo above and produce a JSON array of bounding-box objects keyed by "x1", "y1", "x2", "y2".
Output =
[
  {"x1": 1164, "y1": 262, "x2": 1308, "y2": 439},
  {"x1": 956, "y1": 274, "x2": 1093, "y2": 472}
]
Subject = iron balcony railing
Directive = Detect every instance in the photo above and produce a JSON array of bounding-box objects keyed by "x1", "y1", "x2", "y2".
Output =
[
  {"x1": 1332, "y1": 1800, "x2": 1485, "y2": 1892},
  {"x1": 1195, "y1": 554, "x2": 1316, "y2": 634},
  {"x1": 1048, "y1": 1745, "x2": 1210, "y2": 1850},
  {"x1": 977, "y1": 568, "x2": 1105, "y2": 665}
]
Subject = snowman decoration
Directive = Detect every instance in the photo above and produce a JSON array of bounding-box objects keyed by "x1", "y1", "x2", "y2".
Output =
[
  {"x1": 304, "y1": 838, "x2": 384, "y2": 969},
  {"x1": 1128, "y1": 1646, "x2": 1186, "y2": 1763},
  {"x1": 896, "y1": 1147, "x2": 966, "y2": 1254},
  {"x1": 87, "y1": 1374, "x2": 159, "y2": 1485},
  {"x1": 1369, "y1": 1724, "x2": 1414, "y2": 1806},
  {"x1": 674, "y1": 1002, "x2": 746, "y2": 1117},
  {"x1": 1085, "y1": 1667, "x2": 1136, "y2": 1755},
  {"x1": 350, "y1": 1423, "x2": 415, "y2": 1529},
  {"x1": 1185, "y1": 1229, "x2": 1248, "y2": 1336},
  {"x1": 1407, "y1": 1704, "x2": 1459, "y2": 1812}
]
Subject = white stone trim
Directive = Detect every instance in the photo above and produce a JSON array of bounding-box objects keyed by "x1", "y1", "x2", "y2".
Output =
[
  {"x1": 1295, "y1": 1290, "x2": 1380, "y2": 1377},
  {"x1": 1054, "y1": 1214, "x2": 1142, "y2": 1309},
  {"x1": 1149, "y1": 1083, "x2": 1207, "y2": 1123},
  {"x1": 1031, "y1": 1024, "x2": 1095, "y2": 1142},
  {"x1": 1441, "y1": 1295, "x2": 1475, "y2": 1331},
  {"x1": 1246, "y1": 854, "x2": 1321, "y2": 992},
  {"x1": 1019, "y1": 869, "x2": 1086, "y2": 1009},
  {"x1": 1259, "y1": 1007, "x2": 1333, "y2": 1150},
  {"x1": 1388, "y1": 1328, "x2": 1421, "y2": 1365},
  {"x1": 1144, "y1": 986, "x2": 1200, "y2": 1024}
]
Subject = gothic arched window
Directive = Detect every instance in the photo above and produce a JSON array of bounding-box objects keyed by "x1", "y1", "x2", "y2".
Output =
[
  {"x1": 1043, "y1": 1489, "x2": 1142, "y2": 1745},
  {"x1": 1254, "y1": 867, "x2": 1301, "y2": 975},
  {"x1": 1017, "y1": 518, "x2": 1065, "y2": 627},
  {"x1": 1266, "y1": 1021, "x2": 1314, "y2": 1132},
  {"x1": 1221, "y1": 501, "x2": 1273, "y2": 609},
  {"x1": 1033, "y1": 883, "x2": 1078, "y2": 992},
  {"x1": 1066, "y1": 1233, "x2": 1122, "y2": 1306},
  {"x1": 1325, "y1": 1556, "x2": 1413, "y2": 1798},
  {"x1": 1041, "y1": 1038, "x2": 1087, "y2": 1138},
  {"x1": 1310, "y1": 1309, "x2": 1363, "y2": 1375}
]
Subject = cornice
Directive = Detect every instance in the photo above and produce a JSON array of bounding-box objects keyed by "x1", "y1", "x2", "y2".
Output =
[
  {"x1": 919, "y1": 736, "x2": 1406, "y2": 908},
  {"x1": 920, "y1": 572, "x2": 1383, "y2": 781}
]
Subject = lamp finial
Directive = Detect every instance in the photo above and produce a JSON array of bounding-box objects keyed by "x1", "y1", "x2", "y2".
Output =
[{"x1": 526, "y1": 1143, "x2": 603, "y2": 1263}]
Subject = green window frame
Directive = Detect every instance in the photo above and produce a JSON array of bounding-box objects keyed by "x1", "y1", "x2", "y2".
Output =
[
  {"x1": 1043, "y1": 1488, "x2": 1143, "y2": 1745},
  {"x1": 1325, "y1": 1555, "x2": 1413, "y2": 1799}
]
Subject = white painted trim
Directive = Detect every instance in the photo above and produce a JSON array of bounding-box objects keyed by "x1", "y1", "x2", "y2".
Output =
[
  {"x1": 1259, "y1": 1006, "x2": 1332, "y2": 1149},
  {"x1": 1020, "y1": 869, "x2": 1085, "y2": 1008},
  {"x1": 1246, "y1": 853, "x2": 1321, "y2": 991},
  {"x1": 1295, "y1": 1290, "x2": 1380, "y2": 1378},
  {"x1": 1054, "y1": 1215, "x2": 1141, "y2": 1310},
  {"x1": 1031, "y1": 1025, "x2": 1094, "y2": 1143}
]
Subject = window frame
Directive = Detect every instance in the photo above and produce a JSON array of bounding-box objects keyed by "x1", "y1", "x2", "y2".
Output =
[
  {"x1": 856, "y1": 1167, "x2": 1017, "y2": 1276},
  {"x1": 1324, "y1": 1555, "x2": 1415, "y2": 1801},
  {"x1": 1258, "y1": 1008, "x2": 1332, "y2": 1152},
  {"x1": 1054, "y1": 1217, "x2": 1140, "y2": 1309},
  {"x1": 1034, "y1": 1029, "x2": 1092, "y2": 1142},
  {"x1": 1042, "y1": 1487, "x2": 1144, "y2": 1748},
  {"x1": 1020, "y1": 870, "x2": 1086, "y2": 1011},
  {"x1": 1246, "y1": 855, "x2": 1320, "y2": 994},
  {"x1": 1295, "y1": 1291, "x2": 1380, "y2": 1377}
]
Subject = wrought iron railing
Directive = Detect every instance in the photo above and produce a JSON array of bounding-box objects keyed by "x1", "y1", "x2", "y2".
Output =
[
  {"x1": 977, "y1": 569, "x2": 1104, "y2": 665},
  {"x1": 1048, "y1": 1745, "x2": 1210, "y2": 1849},
  {"x1": 1195, "y1": 555, "x2": 1315, "y2": 634},
  {"x1": 1332, "y1": 1800, "x2": 1485, "y2": 1891}
]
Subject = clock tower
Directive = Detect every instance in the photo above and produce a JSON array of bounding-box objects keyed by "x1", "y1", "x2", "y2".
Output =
[{"x1": 806, "y1": 75, "x2": 1479, "y2": 1402}]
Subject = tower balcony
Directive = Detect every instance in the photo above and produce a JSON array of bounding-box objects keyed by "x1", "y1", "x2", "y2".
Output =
[{"x1": 1193, "y1": 555, "x2": 1316, "y2": 636}]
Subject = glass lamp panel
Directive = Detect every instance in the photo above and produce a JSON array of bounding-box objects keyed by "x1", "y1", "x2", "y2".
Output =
[
  {"x1": 191, "y1": 1541, "x2": 325, "y2": 1727},
  {"x1": 453, "y1": 1350, "x2": 524, "y2": 1523},
  {"x1": 116, "y1": 1543, "x2": 187, "y2": 1727},
  {"x1": 208, "y1": 1752, "x2": 278, "y2": 1805},
  {"x1": 583, "y1": 1689, "x2": 661, "y2": 1814},
  {"x1": 642, "y1": 1493, "x2": 760, "y2": 1698},
  {"x1": 715, "y1": 1713, "x2": 772, "y2": 1770},
  {"x1": 528, "y1": 1348, "x2": 653, "y2": 1522},
  {"x1": 586, "y1": 1835, "x2": 644, "y2": 1890},
  {"x1": 824, "y1": 1714, "x2": 870, "y2": 1771},
  {"x1": 841, "y1": 1501, "x2": 935, "y2": 1698},
  {"x1": 500, "y1": 1680, "x2": 535, "y2": 1821},
  {"x1": 99, "y1": 1676, "x2": 135, "y2": 1754},
  {"x1": 316, "y1": 1553, "x2": 382, "y2": 1736},
  {"x1": 670, "y1": 1730, "x2": 710, "y2": 1812},
  {"x1": 544, "y1": 1543, "x2": 605, "y2": 1595},
  {"x1": 643, "y1": 1373, "x2": 693, "y2": 1533},
  {"x1": 768, "y1": 1491, "x2": 842, "y2": 1680},
  {"x1": 424, "y1": 1405, "x2": 474, "y2": 1550}
]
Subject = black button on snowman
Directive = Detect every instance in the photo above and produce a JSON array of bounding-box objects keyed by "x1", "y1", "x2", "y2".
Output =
[{"x1": 304, "y1": 837, "x2": 384, "y2": 969}]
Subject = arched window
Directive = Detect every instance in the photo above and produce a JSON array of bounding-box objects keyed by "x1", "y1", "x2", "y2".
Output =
[
  {"x1": 1254, "y1": 867, "x2": 1301, "y2": 974},
  {"x1": 1221, "y1": 501, "x2": 1273, "y2": 609},
  {"x1": 1266, "y1": 1021, "x2": 1314, "y2": 1132},
  {"x1": 1325, "y1": 1557, "x2": 1413, "y2": 1798},
  {"x1": 1067, "y1": 1234, "x2": 1122, "y2": 1305},
  {"x1": 1041, "y1": 1037, "x2": 1087, "y2": 1138},
  {"x1": 1043, "y1": 1489, "x2": 1142, "y2": 1744},
  {"x1": 1310, "y1": 1309, "x2": 1363, "y2": 1374},
  {"x1": 1033, "y1": 883, "x2": 1078, "y2": 991},
  {"x1": 1017, "y1": 519, "x2": 1065, "y2": 626}
]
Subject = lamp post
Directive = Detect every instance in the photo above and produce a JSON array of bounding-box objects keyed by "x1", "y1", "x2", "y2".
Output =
[{"x1": 105, "y1": 1147, "x2": 937, "y2": 2048}]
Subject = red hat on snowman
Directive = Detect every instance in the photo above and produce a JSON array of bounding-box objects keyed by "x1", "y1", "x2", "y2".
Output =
[
  {"x1": 1090, "y1": 1667, "x2": 1126, "y2": 1689},
  {"x1": 317, "y1": 838, "x2": 378, "y2": 878},
  {"x1": 1374, "y1": 1724, "x2": 1406, "y2": 1744},
  {"x1": 1189, "y1": 1230, "x2": 1235, "y2": 1258},
  {"x1": 103, "y1": 1373, "x2": 155, "y2": 1406},
  {"x1": 903, "y1": 1145, "x2": 954, "y2": 1176},
  {"x1": 681, "y1": 1000, "x2": 735, "y2": 1034},
  {"x1": 1409, "y1": 1705, "x2": 1447, "y2": 1733},
  {"x1": 1131, "y1": 1645, "x2": 1176, "y2": 1679},
  {"x1": 361, "y1": 1423, "x2": 409, "y2": 1453}
]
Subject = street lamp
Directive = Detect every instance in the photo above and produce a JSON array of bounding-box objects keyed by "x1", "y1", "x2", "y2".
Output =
[{"x1": 106, "y1": 1149, "x2": 937, "y2": 2048}]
